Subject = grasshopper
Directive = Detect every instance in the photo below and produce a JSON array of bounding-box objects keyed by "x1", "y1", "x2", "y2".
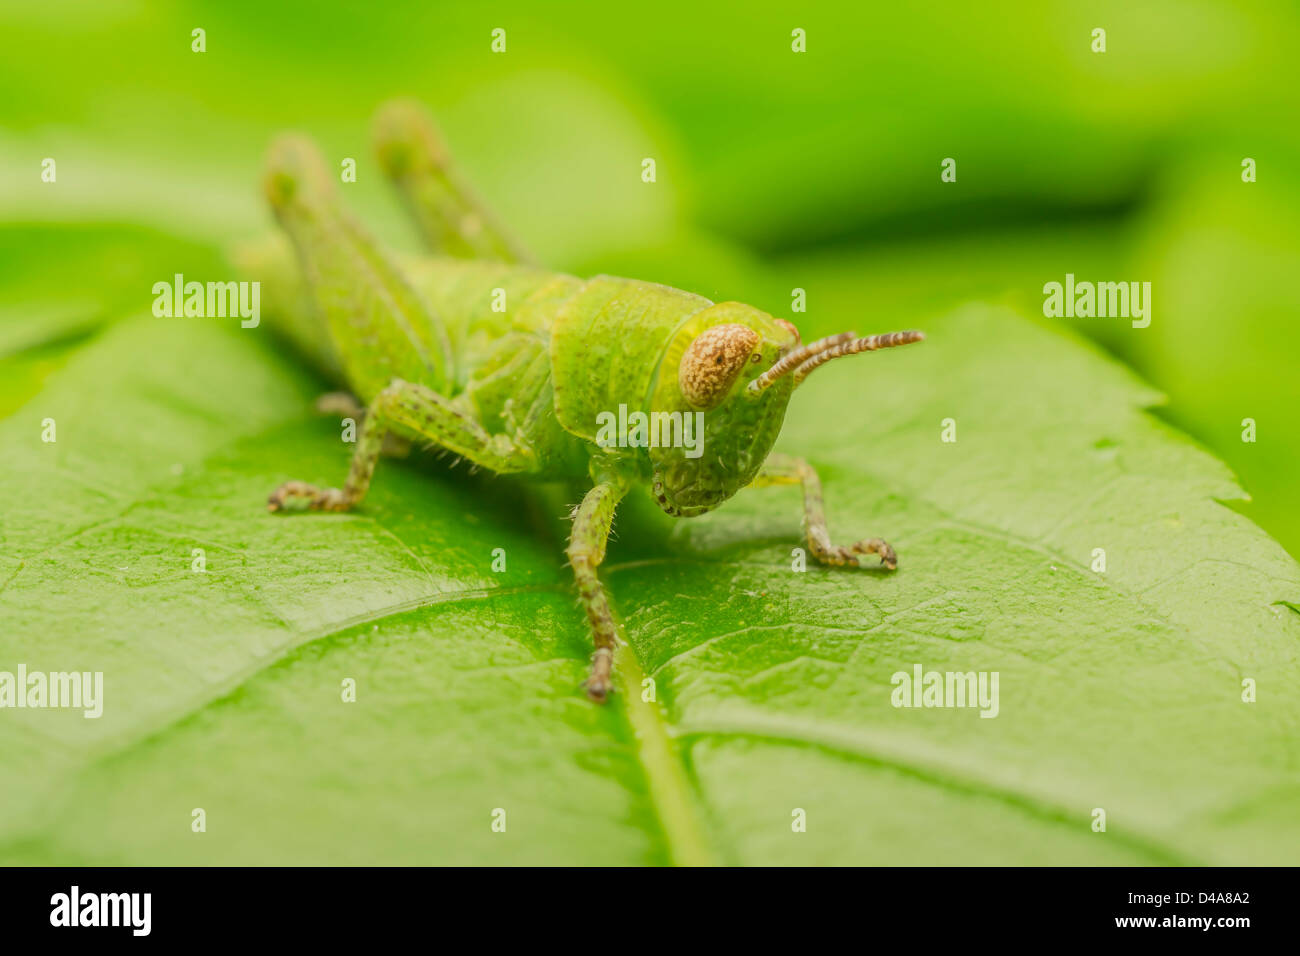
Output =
[{"x1": 257, "y1": 100, "x2": 924, "y2": 702}]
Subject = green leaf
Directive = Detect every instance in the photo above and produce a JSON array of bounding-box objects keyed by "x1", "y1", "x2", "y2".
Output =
[{"x1": 1, "y1": 296, "x2": 1296, "y2": 865}]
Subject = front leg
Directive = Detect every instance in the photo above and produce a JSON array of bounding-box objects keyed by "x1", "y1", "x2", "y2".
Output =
[
  {"x1": 751, "y1": 452, "x2": 897, "y2": 570},
  {"x1": 268, "y1": 377, "x2": 535, "y2": 512},
  {"x1": 566, "y1": 474, "x2": 630, "y2": 702}
]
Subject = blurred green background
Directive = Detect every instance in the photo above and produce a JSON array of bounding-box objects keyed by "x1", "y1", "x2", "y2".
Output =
[{"x1": 1, "y1": 0, "x2": 1296, "y2": 547}]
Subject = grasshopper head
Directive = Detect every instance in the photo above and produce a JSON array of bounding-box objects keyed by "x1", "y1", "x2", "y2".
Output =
[
  {"x1": 648, "y1": 305, "x2": 923, "y2": 517},
  {"x1": 647, "y1": 304, "x2": 797, "y2": 516}
]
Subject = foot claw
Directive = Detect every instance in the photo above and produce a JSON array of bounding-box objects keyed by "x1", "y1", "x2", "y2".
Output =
[
  {"x1": 267, "y1": 481, "x2": 349, "y2": 513},
  {"x1": 853, "y1": 538, "x2": 897, "y2": 570},
  {"x1": 582, "y1": 647, "x2": 615, "y2": 703},
  {"x1": 814, "y1": 538, "x2": 897, "y2": 569}
]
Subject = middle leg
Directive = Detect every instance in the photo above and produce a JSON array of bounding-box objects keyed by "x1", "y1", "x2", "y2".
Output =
[{"x1": 268, "y1": 377, "x2": 535, "y2": 512}]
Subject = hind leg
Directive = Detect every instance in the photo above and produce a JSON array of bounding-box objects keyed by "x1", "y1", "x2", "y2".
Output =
[{"x1": 373, "y1": 99, "x2": 534, "y2": 264}]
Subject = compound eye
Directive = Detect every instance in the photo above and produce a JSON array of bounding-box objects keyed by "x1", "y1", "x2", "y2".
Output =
[
  {"x1": 774, "y1": 319, "x2": 800, "y2": 350},
  {"x1": 678, "y1": 323, "x2": 760, "y2": 410}
]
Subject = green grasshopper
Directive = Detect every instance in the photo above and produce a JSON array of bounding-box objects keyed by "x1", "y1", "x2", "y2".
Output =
[{"x1": 256, "y1": 100, "x2": 924, "y2": 702}]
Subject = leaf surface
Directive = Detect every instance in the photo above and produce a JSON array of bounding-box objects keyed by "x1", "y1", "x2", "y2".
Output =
[{"x1": 1, "y1": 300, "x2": 1296, "y2": 865}]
